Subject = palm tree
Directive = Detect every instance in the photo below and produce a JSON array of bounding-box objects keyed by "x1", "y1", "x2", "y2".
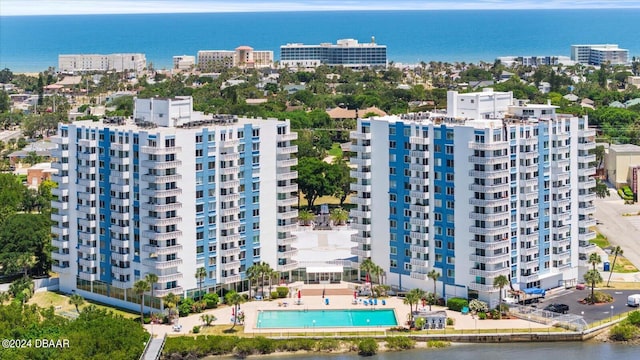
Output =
[
  {"x1": 267, "y1": 268, "x2": 280, "y2": 295},
  {"x1": 225, "y1": 291, "x2": 245, "y2": 329},
  {"x1": 403, "y1": 292, "x2": 419, "y2": 324},
  {"x1": 493, "y1": 275, "x2": 510, "y2": 319},
  {"x1": 607, "y1": 246, "x2": 623, "y2": 287},
  {"x1": 246, "y1": 263, "x2": 261, "y2": 299},
  {"x1": 584, "y1": 269, "x2": 603, "y2": 304},
  {"x1": 329, "y1": 207, "x2": 349, "y2": 226},
  {"x1": 588, "y1": 252, "x2": 602, "y2": 272},
  {"x1": 195, "y1": 267, "x2": 207, "y2": 300},
  {"x1": 297, "y1": 210, "x2": 314, "y2": 226},
  {"x1": 360, "y1": 258, "x2": 376, "y2": 285},
  {"x1": 409, "y1": 288, "x2": 426, "y2": 313},
  {"x1": 68, "y1": 293, "x2": 84, "y2": 313},
  {"x1": 133, "y1": 279, "x2": 150, "y2": 324},
  {"x1": 163, "y1": 292, "x2": 180, "y2": 324},
  {"x1": 427, "y1": 270, "x2": 440, "y2": 298},
  {"x1": 145, "y1": 273, "x2": 158, "y2": 310},
  {"x1": 258, "y1": 262, "x2": 274, "y2": 298}
]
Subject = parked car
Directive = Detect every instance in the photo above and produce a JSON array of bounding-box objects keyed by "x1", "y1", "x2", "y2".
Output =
[
  {"x1": 628, "y1": 294, "x2": 640, "y2": 307},
  {"x1": 544, "y1": 303, "x2": 569, "y2": 314},
  {"x1": 172, "y1": 324, "x2": 182, "y2": 332}
]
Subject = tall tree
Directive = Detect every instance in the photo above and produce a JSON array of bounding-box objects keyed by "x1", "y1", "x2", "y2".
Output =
[
  {"x1": 195, "y1": 267, "x2": 207, "y2": 300},
  {"x1": 296, "y1": 157, "x2": 334, "y2": 209},
  {"x1": 144, "y1": 273, "x2": 158, "y2": 310},
  {"x1": 245, "y1": 263, "x2": 261, "y2": 299},
  {"x1": 427, "y1": 270, "x2": 440, "y2": 299},
  {"x1": 493, "y1": 275, "x2": 510, "y2": 319},
  {"x1": 595, "y1": 179, "x2": 610, "y2": 199},
  {"x1": 133, "y1": 280, "x2": 150, "y2": 324},
  {"x1": 68, "y1": 293, "x2": 85, "y2": 313},
  {"x1": 225, "y1": 291, "x2": 245, "y2": 329},
  {"x1": 606, "y1": 246, "x2": 623, "y2": 287},
  {"x1": 162, "y1": 292, "x2": 180, "y2": 324},
  {"x1": 588, "y1": 252, "x2": 602, "y2": 272},
  {"x1": 584, "y1": 269, "x2": 602, "y2": 304}
]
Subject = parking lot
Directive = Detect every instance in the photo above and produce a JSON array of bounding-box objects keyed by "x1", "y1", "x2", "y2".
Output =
[{"x1": 537, "y1": 288, "x2": 639, "y2": 323}]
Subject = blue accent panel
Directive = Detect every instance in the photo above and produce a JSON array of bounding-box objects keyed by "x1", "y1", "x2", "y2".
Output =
[
  {"x1": 388, "y1": 122, "x2": 410, "y2": 277},
  {"x1": 433, "y1": 126, "x2": 455, "y2": 284},
  {"x1": 98, "y1": 128, "x2": 112, "y2": 283}
]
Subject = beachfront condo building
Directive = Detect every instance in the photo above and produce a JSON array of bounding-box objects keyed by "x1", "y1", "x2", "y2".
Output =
[
  {"x1": 197, "y1": 46, "x2": 274, "y2": 69},
  {"x1": 349, "y1": 89, "x2": 597, "y2": 306},
  {"x1": 58, "y1": 53, "x2": 147, "y2": 74},
  {"x1": 50, "y1": 96, "x2": 298, "y2": 312},
  {"x1": 570, "y1": 44, "x2": 629, "y2": 66},
  {"x1": 173, "y1": 55, "x2": 196, "y2": 71},
  {"x1": 280, "y1": 38, "x2": 387, "y2": 69}
]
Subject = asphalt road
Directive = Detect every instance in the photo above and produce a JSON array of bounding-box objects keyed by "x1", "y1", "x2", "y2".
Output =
[
  {"x1": 594, "y1": 188, "x2": 640, "y2": 269},
  {"x1": 542, "y1": 288, "x2": 639, "y2": 323}
]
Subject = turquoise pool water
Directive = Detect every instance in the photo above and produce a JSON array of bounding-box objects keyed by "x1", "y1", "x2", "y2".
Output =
[{"x1": 256, "y1": 309, "x2": 397, "y2": 328}]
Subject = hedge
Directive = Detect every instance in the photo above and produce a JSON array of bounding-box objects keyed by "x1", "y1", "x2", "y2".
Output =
[{"x1": 447, "y1": 297, "x2": 468, "y2": 312}]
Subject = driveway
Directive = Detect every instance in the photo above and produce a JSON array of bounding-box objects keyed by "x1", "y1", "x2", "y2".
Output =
[
  {"x1": 542, "y1": 288, "x2": 639, "y2": 323},
  {"x1": 594, "y1": 188, "x2": 640, "y2": 269}
]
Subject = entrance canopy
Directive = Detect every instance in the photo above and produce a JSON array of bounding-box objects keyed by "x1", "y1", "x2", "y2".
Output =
[{"x1": 306, "y1": 265, "x2": 343, "y2": 274}]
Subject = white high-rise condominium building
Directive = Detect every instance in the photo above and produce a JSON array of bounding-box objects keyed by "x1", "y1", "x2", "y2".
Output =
[
  {"x1": 570, "y1": 44, "x2": 629, "y2": 65},
  {"x1": 50, "y1": 96, "x2": 298, "y2": 311},
  {"x1": 349, "y1": 89, "x2": 596, "y2": 306},
  {"x1": 280, "y1": 38, "x2": 387, "y2": 69},
  {"x1": 58, "y1": 53, "x2": 146, "y2": 74}
]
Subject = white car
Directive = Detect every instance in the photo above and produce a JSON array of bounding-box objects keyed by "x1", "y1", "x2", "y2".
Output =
[{"x1": 172, "y1": 324, "x2": 182, "y2": 332}]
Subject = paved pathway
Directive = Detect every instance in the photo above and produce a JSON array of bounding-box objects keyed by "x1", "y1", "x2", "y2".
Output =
[
  {"x1": 142, "y1": 335, "x2": 165, "y2": 360},
  {"x1": 594, "y1": 188, "x2": 640, "y2": 269}
]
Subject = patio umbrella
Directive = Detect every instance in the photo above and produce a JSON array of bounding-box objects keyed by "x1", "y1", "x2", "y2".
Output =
[
  {"x1": 366, "y1": 273, "x2": 370, "y2": 284},
  {"x1": 298, "y1": 290, "x2": 301, "y2": 300},
  {"x1": 231, "y1": 307, "x2": 235, "y2": 316},
  {"x1": 354, "y1": 291, "x2": 358, "y2": 299},
  {"x1": 422, "y1": 298, "x2": 426, "y2": 309}
]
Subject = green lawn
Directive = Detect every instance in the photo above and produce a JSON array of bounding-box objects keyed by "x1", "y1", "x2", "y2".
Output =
[
  {"x1": 610, "y1": 255, "x2": 639, "y2": 273},
  {"x1": 28, "y1": 291, "x2": 138, "y2": 319},
  {"x1": 590, "y1": 232, "x2": 610, "y2": 249},
  {"x1": 327, "y1": 143, "x2": 343, "y2": 158}
]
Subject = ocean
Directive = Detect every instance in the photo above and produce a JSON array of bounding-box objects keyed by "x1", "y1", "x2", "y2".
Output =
[{"x1": 0, "y1": 9, "x2": 639, "y2": 72}]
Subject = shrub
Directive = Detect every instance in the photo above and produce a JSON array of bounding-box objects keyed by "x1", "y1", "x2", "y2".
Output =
[
  {"x1": 427, "y1": 340, "x2": 450, "y2": 348},
  {"x1": 478, "y1": 312, "x2": 487, "y2": 320},
  {"x1": 610, "y1": 323, "x2": 639, "y2": 341},
  {"x1": 202, "y1": 293, "x2": 219, "y2": 309},
  {"x1": 491, "y1": 309, "x2": 500, "y2": 319},
  {"x1": 316, "y1": 338, "x2": 340, "y2": 352},
  {"x1": 447, "y1": 297, "x2": 468, "y2": 312},
  {"x1": 192, "y1": 325, "x2": 200, "y2": 334},
  {"x1": 276, "y1": 286, "x2": 289, "y2": 298},
  {"x1": 357, "y1": 338, "x2": 378, "y2": 356},
  {"x1": 585, "y1": 291, "x2": 614, "y2": 304},
  {"x1": 276, "y1": 338, "x2": 315, "y2": 352},
  {"x1": 446, "y1": 317, "x2": 455, "y2": 326},
  {"x1": 385, "y1": 336, "x2": 415, "y2": 350},
  {"x1": 627, "y1": 311, "x2": 640, "y2": 326},
  {"x1": 178, "y1": 303, "x2": 192, "y2": 317},
  {"x1": 469, "y1": 299, "x2": 489, "y2": 313},
  {"x1": 414, "y1": 317, "x2": 426, "y2": 329},
  {"x1": 142, "y1": 317, "x2": 151, "y2": 324},
  {"x1": 270, "y1": 291, "x2": 280, "y2": 299}
]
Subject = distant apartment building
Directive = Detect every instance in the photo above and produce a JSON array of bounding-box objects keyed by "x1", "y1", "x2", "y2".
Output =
[
  {"x1": 50, "y1": 96, "x2": 298, "y2": 311},
  {"x1": 173, "y1": 55, "x2": 196, "y2": 70},
  {"x1": 197, "y1": 46, "x2": 274, "y2": 69},
  {"x1": 497, "y1": 56, "x2": 573, "y2": 67},
  {"x1": 58, "y1": 53, "x2": 146, "y2": 73},
  {"x1": 349, "y1": 89, "x2": 596, "y2": 306},
  {"x1": 570, "y1": 44, "x2": 629, "y2": 65},
  {"x1": 280, "y1": 38, "x2": 387, "y2": 69}
]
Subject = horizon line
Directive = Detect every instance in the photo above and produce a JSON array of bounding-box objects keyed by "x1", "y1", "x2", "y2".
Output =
[{"x1": 3, "y1": 5, "x2": 640, "y2": 17}]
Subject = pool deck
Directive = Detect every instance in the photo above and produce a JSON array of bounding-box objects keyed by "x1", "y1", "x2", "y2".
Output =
[{"x1": 144, "y1": 282, "x2": 551, "y2": 337}]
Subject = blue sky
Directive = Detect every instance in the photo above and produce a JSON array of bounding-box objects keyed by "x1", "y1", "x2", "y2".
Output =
[{"x1": 3, "y1": 0, "x2": 640, "y2": 16}]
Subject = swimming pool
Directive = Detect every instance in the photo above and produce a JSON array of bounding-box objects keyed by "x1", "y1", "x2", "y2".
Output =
[{"x1": 256, "y1": 309, "x2": 397, "y2": 328}]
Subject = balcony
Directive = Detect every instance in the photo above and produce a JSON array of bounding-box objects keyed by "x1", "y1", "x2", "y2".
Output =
[
  {"x1": 143, "y1": 230, "x2": 183, "y2": 241},
  {"x1": 77, "y1": 152, "x2": 97, "y2": 161},
  {"x1": 410, "y1": 244, "x2": 429, "y2": 253},
  {"x1": 351, "y1": 234, "x2": 370, "y2": 244},
  {"x1": 142, "y1": 216, "x2": 182, "y2": 227},
  {"x1": 111, "y1": 239, "x2": 130, "y2": 248},
  {"x1": 351, "y1": 247, "x2": 371, "y2": 258},
  {"x1": 221, "y1": 261, "x2": 241, "y2": 271},
  {"x1": 409, "y1": 136, "x2": 428, "y2": 145},
  {"x1": 77, "y1": 165, "x2": 97, "y2": 174},
  {"x1": 78, "y1": 258, "x2": 97, "y2": 268},
  {"x1": 220, "y1": 234, "x2": 241, "y2": 243},
  {"x1": 278, "y1": 249, "x2": 298, "y2": 259},
  {"x1": 469, "y1": 212, "x2": 509, "y2": 222},
  {"x1": 51, "y1": 252, "x2": 70, "y2": 262},
  {"x1": 78, "y1": 272, "x2": 98, "y2": 281},
  {"x1": 350, "y1": 157, "x2": 372, "y2": 167},
  {"x1": 78, "y1": 232, "x2": 97, "y2": 242},
  {"x1": 155, "y1": 286, "x2": 184, "y2": 297},
  {"x1": 410, "y1": 258, "x2": 429, "y2": 267},
  {"x1": 468, "y1": 282, "x2": 501, "y2": 292},
  {"x1": 351, "y1": 131, "x2": 372, "y2": 140},
  {"x1": 52, "y1": 227, "x2": 69, "y2": 237},
  {"x1": 77, "y1": 218, "x2": 96, "y2": 228},
  {"x1": 277, "y1": 184, "x2": 298, "y2": 193},
  {"x1": 578, "y1": 231, "x2": 597, "y2": 242},
  {"x1": 578, "y1": 205, "x2": 596, "y2": 216},
  {"x1": 52, "y1": 201, "x2": 69, "y2": 211},
  {"x1": 111, "y1": 183, "x2": 130, "y2": 193},
  {"x1": 220, "y1": 139, "x2": 240, "y2": 149},
  {"x1": 409, "y1": 190, "x2": 429, "y2": 200},
  {"x1": 409, "y1": 177, "x2": 429, "y2": 186},
  {"x1": 351, "y1": 223, "x2": 372, "y2": 232},
  {"x1": 143, "y1": 244, "x2": 183, "y2": 256},
  {"x1": 277, "y1": 132, "x2": 298, "y2": 142},
  {"x1": 278, "y1": 158, "x2": 298, "y2": 168},
  {"x1": 220, "y1": 179, "x2": 240, "y2": 188},
  {"x1": 111, "y1": 265, "x2": 131, "y2": 276},
  {"x1": 77, "y1": 178, "x2": 96, "y2": 188},
  {"x1": 78, "y1": 205, "x2": 97, "y2": 215},
  {"x1": 278, "y1": 210, "x2": 298, "y2": 220},
  {"x1": 469, "y1": 224, "x2": 510, "y2": 236},
  {"x1": 520, "y1": 246, "x2": 539, "y2": 257},
  {"x1": 219, "y1": 152, "x2": 240, "y2": 162},
  {"x1": 350, "y1": 170, "x2": 372, "y2": 179},
  {"x1": 276, "y1": 171, "x2": 298, "y2": 181},
  {"x1": 157, "y1": 273, "x2": 183, "y2": 283},
  {"x1": 142, "y1": 186, "x2": 183, "y2": 197},
  {"x1": 410, "y1": 232, "x2": 429, "y2": 241},
  {"x1": 141, "y1": 174, "x2": 182, "y2": 183},
  {"x1": 143, "y1": 258, "x2": 183, "y2": 269},
  {"x1": 276, "y1": 145, "x2": 298, "y2": 155},
  {"x1": 278, "y1": 223, "x2": 298, "y2": 233},
  {"x1": 221, "y1": 247, "x2": 241, "y2": 257},
  {"x1": 350, "y1": 210, "x2": 371, "y2": 219},
  {"x1": 140, "y1": 146, "x2": 182, "y2": 155},
  {"x1": 409, "y1": 218, "x2": 428, "y2": 227},
  {"x1": 111, "y1": 278, "x2": 131, "y2": 289},
  {"x1": 141, "y1": 160, "x2": 182, "y2": 170},
  {"x1": 277, "y1": 235, "x2": 297, "y2": 246},
  {"x1": 351, "y1": 184, "x2": 372, "y2": 192},
  {"x1": 469, "y1": 239, "x2": 509, "y2": 250},
  {"x1": 350, "y1": 197, "x2": 372, "y2": 206},
  {"x1": 468, "y1": 155, "x2": 509, "y2": 165},
  {"x1": 111, "y1": 252, "x2": 130, "y2": 262},
  {"x1": 220, "y1": 220, "x2": 240, "y2": 231},
  {"x1": 110, "y1": 224, "x2": 131, "y2": 234},
  {"x1": 141, "y1": 201, "x2": 182, "y2": 212},
  {"x1": 278, "y1": 262, "x2": 298, "y2": 272},
  {"x1": 409, "y1": 204, "x2": 428, "y2": 213},
  {"x1": 51, "y1": 239, "x2": 69, "y2": 249},
  {"x1": 350, "y1": 144, "x2": 371, "y2": 153},
  {"x1": 52, "y1": 263, "x2": 71, "y2": 274},
  {"x1": 469, "y1": 252, "x2": 510, "y2": 264}
]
